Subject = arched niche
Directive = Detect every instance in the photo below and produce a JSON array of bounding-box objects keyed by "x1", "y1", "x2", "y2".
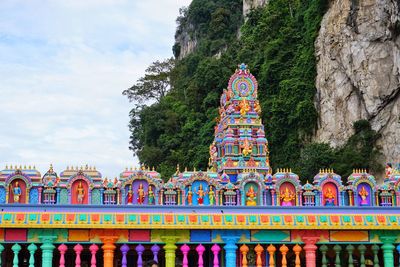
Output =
[
  {"x1": 127, "y1": 179, "x2": 150, "y2": 205},
  {"x1": 322, "y1": 182, "x2": 338, "y2": 206},
  {"x1": 279, "y1": 182, "x2": 296, "y2": 206},
  {"x1": 8, "y1": 179, "x2": 27, "y2": 204},
  {"x1": 356, "y1": 182, "x2": 372, "y2": 206},
  {"x1": 186, "y1": 180, "x2": 209, "y2": 206},
  {"x1": 71, "y1": 179, "x2": 89, "y2": 204},
  {"x1": 244, "y1": 181, "x2": 259, "y2": 206}
]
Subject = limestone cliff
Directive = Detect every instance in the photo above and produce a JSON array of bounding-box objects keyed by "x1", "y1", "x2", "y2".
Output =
[
  {"x1": 315, "y1": 0, "x2": 400, "y2": 163},
  {"x1": 243, "y1": 0, "x2": 267, "y2": 18}
]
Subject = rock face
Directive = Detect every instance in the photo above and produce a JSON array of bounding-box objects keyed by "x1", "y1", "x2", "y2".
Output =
[
  {"x1": 174, "y1": 23, "x2": 197, "y2": 60},
  {"x1": 243, "y1": 0, "x2": 267, "y2": 18},
  {"x1": 315, "y1": 0, "x2": 400, "y2": 163}
]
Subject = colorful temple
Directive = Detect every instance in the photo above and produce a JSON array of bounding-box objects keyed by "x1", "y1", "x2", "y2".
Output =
[{"x1": 1, "y1": 64, "x2": 400, "y2": 267}]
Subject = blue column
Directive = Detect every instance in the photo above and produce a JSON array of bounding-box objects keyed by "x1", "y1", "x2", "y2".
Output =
[
  {"x1": 219, "y1": 230, "x2": 242, "y2": 267},
  {"x1": 100, "y1": 188, "x2": 104, "y2": 204},
  {"x1": 56, "y1": 188, "x2": 61, "y2": 204}
]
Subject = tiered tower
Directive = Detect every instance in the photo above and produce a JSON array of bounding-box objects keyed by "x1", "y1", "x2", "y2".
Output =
[{"x1": 209, "y1": 64, "x2": 270, "y2": 183}]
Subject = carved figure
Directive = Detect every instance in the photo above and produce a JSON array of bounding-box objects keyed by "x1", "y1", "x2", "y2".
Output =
[
  {"x1": 77, "y1": 181, "x2": 85, "y2": 204},
  {"x1": 385, "y1": 163, "x2": 393, "y2": 178},
  {"x1": 187, "y1": 186, "x2": 193, "y2": 205},
  {"x1": 280, "y1": 187, "x2": 295, "y2": 206},
  {"x1": 246, "y1": 185, "x2": 257, "y2": 206},
  {"x1": 239, "y1": 98, "x2": 250, "y2": 116},
  {"x1": 359, "y1": 186, "x2": 369, "y2": 206},
  {"x1": 324, "y1": 187, "x2": 335, "y2": 206},
  {"x1": 197, "y1": 184, "x2": 205, "y2": 205},
  {"x1": 137, "y1": 183, "x2": 145, "y2": 205},
  {"x1": 127, "y1": 185, "x2": 133, "y2": 204},
  {"x1": 241, "y1": 139, "x2": 252, "y2": 157},
  {"x1": 148, "y1": 186, "x2": 155, "y2": 205},
  {"x1": 208, "y1": 185, "x2": 215, "y2": 205},
  {"x1": 13, "y1": 181, "x2": 22, "y2": 203}
]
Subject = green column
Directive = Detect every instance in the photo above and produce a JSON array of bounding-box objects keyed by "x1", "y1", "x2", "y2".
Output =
[
  {"x1": 28, "y1": 243, "x2": 37, "y2": 267},
  {"x1": 40, "y1": 236, "x2": 56, "y2": 267},
  {"x1": 163, "y1": 237, "x2": 177, "y2": 267},
  {"x1": 319, "y1": 244, "x2": 328, "y2": 267},
  {"x1": 372, "y1": 244, "x2": 380, "y2": 267},
  {"x1": 12, "y1": 243, "x2": 21, "y2": 267},
  {"x1": 346, "y1": 244, "x2": 355, "y2": 267},
  {"x1": 0, "y1": 243, "x2": 4, "y2": 266},
  {"x1": 358, "y1": 244, "x2": 366, "y2": 267},
  {"x1": 333, "y1": 244, "x2": 342, "y2": 267},
  {"x1": 381, "y1": 237, "x2": 396, "y2": 267}
]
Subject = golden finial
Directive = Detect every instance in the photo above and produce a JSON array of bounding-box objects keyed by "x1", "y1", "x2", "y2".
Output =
[
  {"x1": 185, "y1": 167, "x2": 188, "y2": 172},
  {"x1": 85, "y1": 164, "x2": 88, "y2": 170},
  {"x1": 93, "y1": 166, "x2": 96, "y2": 170},
  {"x1": 5, "y1": 165, "x2": 7, "y2": 169},
  {"x1": 49, "y1": 164, "x2": 53, "y2": 172},
  {"x1": 75, "y1": 166, "x2": 78, "y2": 170},
  {"x1": 141, "y1": 165, "x2": 145, "y2": 171},
  {"x1": 152, "y1": 166, "x2": 155, "y2": 171},
  {"x1": 193, "y1": 167, "x2": 196, "y2": 172},
  {"x1": 125, "y1": 167, "x2": 128, "y2": 171},
  {"x1": 134, "y1": 166, "x2": 137, "y2": 171},
  {"x1": 147, "y1": 166, "x2": 150, "y2": 171},
  {"x1": 33, "y1": 165, "x2": 36, "y2": 170},
  {"x1": 176, "y1": 164, "x2": 180, "y2": 174},
  {"x1": 130, "y1": 166, "x2": 132, "y2": 171},
  {"x1": 66, "y1": 165, "x2": 69, "y2": 170}
]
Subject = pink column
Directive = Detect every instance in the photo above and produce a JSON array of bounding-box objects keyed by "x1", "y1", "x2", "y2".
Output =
[
  {"x1": 74, "y1": 244, "x2": 83, "y2": 267},
  {"x1": 196, "y1": 244, "x2": 205, "y2": 267},
  {"x1": 58, "y1": 244, "x2": 68, "y2": 267},
  {"x1": 211, "y1": 244, "x2": 220, "y2": 267},
  {"x1": 89, "y1": 244, "x2": 98, "y2": 267},
  {"x1": 303, "y1": 237, "x2": 318, "y2": 267},
  {"x1": 180, "y1": 244, "x2": 190, "y2": 267},
  {"x1": 271, "y1": 190, "x2": 276, "y2": 206}
]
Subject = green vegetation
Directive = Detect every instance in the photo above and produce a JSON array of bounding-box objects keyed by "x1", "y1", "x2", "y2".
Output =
[{"x1": 125, "y1": 0, "x2": 382, "y2": 181}]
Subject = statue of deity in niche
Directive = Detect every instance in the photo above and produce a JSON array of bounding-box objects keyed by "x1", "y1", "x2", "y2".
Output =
[
  {"x1": 239, "y1": 98, "x2": 250, "y2": 117},
  {"x1": 246, "y1": 185, "x2": 257, "y2": 206},
  {"x1": 137, "y1": 183, "x2": 145, "y2": 205},
  {"x1": 13, "y1": 181, "x2": 22, "y2": 203},
  {"x1": 197, "y1": 184, "x2": 205, "y2": 205},
  {"x1": 187, "y1": 186, "x2": 193, "y2": 205},
  {"x1": 148, "y1": 186, "x2": 155, "y2": 205},
  {"x1": 359, "y1": 186, "x2": 369, "y2": 206},
  {"x1": 208, "y1": 185, "x2": 215, "y2": 205},
  {"x1": 77, "y1": 181, "x2": 85, "y2": 204},
  {"x1": 385, "y1": 163, "x2": 393, "y2": 178},
  {"x1": 127, "y1": 185, "x2": 133, "y2": 204},
  {"x1": 280, "y1": 187, "x2": 295, "y2": 206},
  {"x1": 241, "y1": 139, "x2": 252, "y2": 157},
  {"x1": 324, "y1": 187, "x2": 335, "y2": 206}
]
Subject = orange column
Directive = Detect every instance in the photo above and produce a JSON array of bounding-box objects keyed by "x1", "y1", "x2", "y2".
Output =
[
  {"x1": 254, "y1": 244, "x2": 264, "y2": 267},
  {"x1": 267, "y1": 244, "x2": 276, "y2": 267},
  {"x1": 293, "y1": 244, "x2": 302, "y2": 267},
  {"x1": 240, "y1": 244, "x2": 249, "y2": 267},
  {"x1": 100, "y1": 236, "x2": 118, "y2": 267},
  {"x1": 280, "y1": 244, "x2": 289, "y2": 267}
]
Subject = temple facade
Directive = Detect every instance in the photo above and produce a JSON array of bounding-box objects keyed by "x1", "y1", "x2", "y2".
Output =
[{"x1": 1, "y1": 65, "x2": 400, "y2": 266}]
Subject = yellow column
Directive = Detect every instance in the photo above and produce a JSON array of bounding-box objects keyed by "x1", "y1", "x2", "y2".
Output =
[{"x1": 100, "y1": 236, "x2": 118, "y2": 267}]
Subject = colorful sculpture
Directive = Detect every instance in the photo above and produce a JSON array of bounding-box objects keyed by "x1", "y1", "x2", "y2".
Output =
[
  {"x1": 324, "y1": 187, "x2": 335, "y2": 206},
  {"x1": 196, "y1": 184, "x2": 205, "y2": 205},
  {"x1": 76, "y1": 181, "x2": 85, "y2": 204},
  {"x1": 137, "y1": 183, "x2": 145, "y2": 205},
  {"x1": 187, "y1": 186, "x2": 193, "y2": 205},
  {"x1": 13, "y1": 181, "x2": 21, "y2": 203},
  {"x1": 208, "y1": 186, "x2": 215, "y2": 205},
  {"x1": 127, "y1": 186, "x2": 133, "y2": 204},
  {"x1": 359, "y1": 186, "x2": 369, "y2": 206},
  {"x1": 148, "y1": 186, "x2": 155, "y2": 205},
  {"x1": 280, "y1": 187, "x2": 295, "y2": 206},
  {"x1": 246, "y1": 185, "x2": 257, "y2": 206}
]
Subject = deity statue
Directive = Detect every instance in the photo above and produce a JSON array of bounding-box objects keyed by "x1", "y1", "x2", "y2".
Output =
[
  {"x1": 324, "y1": 187, "x2": 335, "y2": 206},
  {"x1": 197, "y1": 184, "x2": 205, "y2": 205},
  {"x1": 13, "y1": 181, "x2": 22, "y2": 203},
  {"x1": 254, "y1": 100, "x2": 261, "y2": 114},
  {"x1": 127, "y1": 185, "x2": 133, "y2": 204},
  {"x1": 239, "y1": 98, "x2": 250, "y2": 117},
  {"x1": 208, "y1": 185, "x2": 215, "y2": 205},
  {"x1": 137, "y1": 183, "x2": 145, "y2": 205},
  {"x1": 359, "y1": 186, "x2": 369, "y2": 206},
  {"x1": 77, "y1": 181, "x2": 85, "y2": 204},
  {"x1": 187, "y1": 186, "x2": 193, "y2": 205},
  {"x1": 385, "y1": 163, "x2": 393, "y2": 178},
  {"x1": 280, "y1": 187, "x2": 295, "y2": 206},
  {"x1": 246, "y1": 185, "x2": 257, "y2": 206},
  {"x1": 241, "y1": 139, "x2": 252, "y2": 157},
  {"x1": 148, "y1": 186, "x2": 155, "y2": 205}
]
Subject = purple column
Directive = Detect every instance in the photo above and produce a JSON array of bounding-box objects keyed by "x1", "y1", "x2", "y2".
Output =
[
  {"x1": 74, "y1": 244, "x2": 83, "y2": 267},
  {"x1": 211, "y1": 244, "x2": 221, "y2": 267},
  {"x1": 136, "y1": 244, "x2": 145, "y2": 267},
  {"x1": 180, "y1": 244, "x2": 190, "y2": 267},
  {"x1": 120, "y1": 244, "x2": 129, "y2": 267},
  {"x1": 196, "y1": 244, "x2": 206, "y2": 267},
  {"x1": 89, "y1": 244, "x2": 98, "y2": 267},
  {"x1": 151, "y1": 244, "x2": 160, "y2": 263},
  {"x1": 58, "y1": 244, "x2": 67, "y2": 267}
]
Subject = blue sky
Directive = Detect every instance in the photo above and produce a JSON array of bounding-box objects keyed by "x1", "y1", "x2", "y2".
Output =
[{"x1": 0, "y1": 0, "x2": 191, "y2": 178}]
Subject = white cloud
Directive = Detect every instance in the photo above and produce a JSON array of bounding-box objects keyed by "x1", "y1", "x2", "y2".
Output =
[{"x1": 0, "y1": 0, "x2": 192, "y2": 178}]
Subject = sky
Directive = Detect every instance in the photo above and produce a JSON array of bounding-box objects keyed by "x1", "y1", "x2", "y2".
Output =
[{"x1": 0, "y1": 0, "x2": 191, "y2": 178}]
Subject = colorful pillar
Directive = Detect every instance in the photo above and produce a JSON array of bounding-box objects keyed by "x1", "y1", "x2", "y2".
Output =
[
  {"x1": 40, "y1": 235, "x2": 56, "y2": 267},
  {"x1": 255, "y1": 244, "x2": 264, "y2": 267},
  {"x1": 381, "y1": 236, "x2": 396, "y2": 267},
  {"x1": 120, "y1": 244, "x2": 129, "y2": 267},
  {"x1": 100, "y1": 236, "x2": 118, "y2": 267},
  {"x1": 372, "y1": 244, "x2": 380, "y2": 267},
  {"x1": 358, "y1": 244, "x2": 366, "y2": 267},
  {"x1": 74, "y1": 244, "x2": 83, "y2": 267},
  {"x1": 58, "y1": 244, "x2": 68, "y2": 267},
  {"x1": 267, "y1": 244, "x2": 276, "y2": 267},
  {"x1": 280, "y1": 244, "x2": 289, "y2": 267},
  {"x1": 180, "y1": 244, "x2": 190, "y2": 267},
  {"x1": 333, "y1": 244, "x2": 342, "y2": 267},
  {"x1": 196, "y1": 244, "x2": 205, "y2": 267},
  {"x1": 220, "y1": 231, "x2": 241, "y2": 267},
  {"x1": 293, "y1": 244, "x2": 302, "y2": 267},
  {"x1": 302, "y1": 236, "x2": 319, "y2": 267},
  {"x1": 163, "y1": 237, "x2": 178, "y2": 267},
  {"x1": 346, "y1": 244, "x2": 354, "y2": 267},
  {"x1": 151, "y1": 244, "x2": 160, "y2": 263},
  {"x1": 89, "y1": 244, "x2": 98, "y2": 267},
  {"x1": 28, "y1": 243, "x2": 37, "y2": 267},
  {"x1": 240, "y1": 244, "x2": 249, "y2": 267},
  {"x1": 211, "y1": 244, "x2": 221, "y2": 267},
  {"x1": 319, "y1": 244, "x2": 328, "y2": 267},
  {"x1": 12, "y1": 243, "x2": 21, "y2": 267},
  {"x1": 136, "y1": 244, "x2": 145, "y2": 267}
]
